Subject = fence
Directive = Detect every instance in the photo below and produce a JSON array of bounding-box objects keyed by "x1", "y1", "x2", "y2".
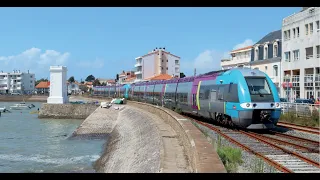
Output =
[{"x1": 280, "y1": 102, "x2": 320, "y2": 117}]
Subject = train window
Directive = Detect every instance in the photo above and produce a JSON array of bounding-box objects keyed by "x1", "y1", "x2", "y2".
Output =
[
  {"x1": 218, "y1": 86, "x2": 224, "y2": 100},
  {"x1": 205, "y1": 89, "x2": 210, "y2": 99},
  {"x1": 210, "y1": 90, "x2": 217, "y2": 101},
  {"x1": 192, "y1": 94, "x2": 196, "y2": 106}
]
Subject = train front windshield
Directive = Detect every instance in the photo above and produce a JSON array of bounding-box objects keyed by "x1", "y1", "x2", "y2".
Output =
[{"x1": 245, "y1": 77, "x2": 274, "y2": 102}]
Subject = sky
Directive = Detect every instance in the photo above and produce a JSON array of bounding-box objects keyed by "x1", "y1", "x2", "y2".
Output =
[{"x1": 0, "y1": 7, "x2": 301, "y2": 81}]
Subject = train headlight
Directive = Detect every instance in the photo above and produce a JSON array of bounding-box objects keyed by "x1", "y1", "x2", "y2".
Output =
[
  {"x1": 276, "y1": 103, "x2": 280, "y2": 107},
  {"x1": 246, "y1": 103, "x2": 250, "y2": 107}
]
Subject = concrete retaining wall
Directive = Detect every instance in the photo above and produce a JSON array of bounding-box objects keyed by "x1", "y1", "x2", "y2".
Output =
[
  {"x1": 38, "y1": 103, "x2": 98, "y2": 119},
  {"x1": 128, "y1": 101, "x2": 226, "y2": 173}
]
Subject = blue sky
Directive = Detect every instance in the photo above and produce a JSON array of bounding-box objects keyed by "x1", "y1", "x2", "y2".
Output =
[{"x1": 0, "y1": 7, "x2": 301, "y2": 81}]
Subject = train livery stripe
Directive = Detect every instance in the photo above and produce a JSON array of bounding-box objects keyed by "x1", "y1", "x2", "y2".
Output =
[{"x1": 196, "y1": 81, "x2": 202, "y2": 110}]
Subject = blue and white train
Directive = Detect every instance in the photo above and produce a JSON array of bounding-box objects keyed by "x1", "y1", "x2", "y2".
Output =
[{"x1": 92, "y1": 68, "x2": 281, "y2": 129}]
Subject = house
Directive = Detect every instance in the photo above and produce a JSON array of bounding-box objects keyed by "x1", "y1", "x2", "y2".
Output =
[
  {"x1": 250, "y1": 30, "x2": 282, "y2": 94},
  {"x1": 35, "y1": 81, "x2": 50, "y2": 94},
  {"x1": 67, "y1": 81, "x2": 81, "y2": 94}
]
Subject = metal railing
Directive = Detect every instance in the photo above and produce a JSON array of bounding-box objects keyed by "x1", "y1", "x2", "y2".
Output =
[{"x1": 280, "y1": 102, "x2": 320, "y2": 117}]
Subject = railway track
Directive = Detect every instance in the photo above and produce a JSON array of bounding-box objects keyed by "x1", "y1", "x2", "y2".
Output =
[
  {"x1": 277, "y1": 122, "x2": 320, "y2": 135},
  {"x1": 189, "y1": 118, "x2": 320, "y2": 173}
]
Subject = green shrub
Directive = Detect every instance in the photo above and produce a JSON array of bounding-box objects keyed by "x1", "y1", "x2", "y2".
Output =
[{"x1": 217, "y1": 146, "x2": 243, "y2": 173}]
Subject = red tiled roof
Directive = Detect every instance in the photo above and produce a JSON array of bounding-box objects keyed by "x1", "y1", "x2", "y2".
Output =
[
  {"x1": 146, "y1": 74, "x2": 172, "y2": 80},
  {"x1": 231, "y1": 46, "x2": 253, "y2": 53},
  {"x1": 36, "y1": 81, "x2": 50, "y2": 89}
]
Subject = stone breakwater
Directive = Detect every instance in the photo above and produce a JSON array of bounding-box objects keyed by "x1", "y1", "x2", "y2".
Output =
[{"x1": 38, "y1": 103, "x2": 98, "y2": 119}]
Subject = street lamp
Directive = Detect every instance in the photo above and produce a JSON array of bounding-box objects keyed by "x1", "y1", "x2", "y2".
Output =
[{"x1": 285, "y1": 74, "x2": 290, "y2": 102}]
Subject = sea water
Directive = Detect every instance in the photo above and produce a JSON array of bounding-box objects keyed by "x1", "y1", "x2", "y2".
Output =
[{"x1": 0, "y1": 102, "x2": 105, "y2": 173}]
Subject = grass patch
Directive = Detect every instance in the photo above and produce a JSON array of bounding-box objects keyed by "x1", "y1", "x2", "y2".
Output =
[
  {"x1": 192, "y1": 122, "x2": 243, "y2": 173},
  {"x1": 217, "y1": 145, "x2": 243, "y2": 173},
  {"x1": 280, "y1": 111, "x2": 319, "y2": 128}
]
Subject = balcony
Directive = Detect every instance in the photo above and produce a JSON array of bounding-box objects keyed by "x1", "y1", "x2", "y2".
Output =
[
  {"x1": 135, "y1": 71, "x2": 142, "y2": 75},
  {"x1": 134, "y1": 62, "x2": 142, "y2": 67}
]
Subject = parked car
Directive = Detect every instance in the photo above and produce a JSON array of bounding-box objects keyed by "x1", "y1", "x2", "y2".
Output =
[
  {"x1": 294, "y1": 98, "x2": 313, "y2": 104},
  {"x1": 10, "y1": 92, "x2": 21, "y2": 95}
]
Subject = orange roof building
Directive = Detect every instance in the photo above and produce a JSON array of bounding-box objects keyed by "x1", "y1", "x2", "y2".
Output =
[
  {"x1": 36, "y1": 81, "x2": 50, "y2": 89},
  {"x1": 146, "y1": 74, "x2": 173, "y2": 81}
]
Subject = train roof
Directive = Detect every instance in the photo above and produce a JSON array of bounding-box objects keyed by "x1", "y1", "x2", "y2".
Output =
[{"x1": 92, "y1": 68, "x2": 267, "y2": 89}]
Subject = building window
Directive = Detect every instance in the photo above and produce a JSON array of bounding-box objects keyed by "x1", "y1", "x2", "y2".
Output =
[
  {"x1": 297, "y1": 27, "x2": 300, "y2": 37},
  {"x1": 293, "y1": 50, "x2": 300, "y2": 61},
  {"x1": 287, "y1": 30, "x2": 290, "y2": 40},
  {"x1": 264, "y1": 45, "x2": 268, "y2": 59},
  {"x1": 305, "y1": 24, "x2": 309, "y2": 35},
  {"x1": 162, "y1": 60, "x2": 163, "y2": 62},
  {"x1": 273, "y1": 43, "x2": 278, "y2": 57},
  {"x1": 284, "y1": 31, "x2": 287, "y2": 40},
  {"x1": 175, "y1": 60, "x2": 179, "y2": 64},
  {"x1": 166, "y1": 60, "x2": 168, "y2": 62},
  {"x1": 265, "y1": 66, "x2": 268, "y2": 72},
  {"x1": 285, "y1": 52, "x2": 291, "y2": 62},
  {"x1": 255, "y1": 47, "x2": 259, "y2": 60},
  {"x1": 317, "y1": 21, "x2": 319, "y2": 31},
  {"x1": 310, "y1": 23, "x2": 313, "y2": 34},
  {"x1": 317, "y1": 45, "x2": 320, "y2": 58},
  {"x1": 161, "y1": 67, "x2": 163, "y2": 70},
  {"x1": 293, "y1": 28, "x2": 296, "y2": 38},
  {"x1": 30, "y1": 81, "x2": 33, "y2": 83},
  {"x1": 166, "y1": 67, "x2": 168, "y2": 70},
  {"x1": 273, "y1": 65, "x2": 278, "y2": 76},
  {"x1": 306, "y1": 47, "x2": 313, "y2": 59},
  {"x1": 30, "y1": 75, "x2": 32, "y2": 78}
]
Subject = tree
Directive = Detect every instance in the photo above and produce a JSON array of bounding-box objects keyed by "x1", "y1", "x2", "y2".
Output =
[
  {"x1": 180, "y1": 72, "x2": 186, "y2": 78},
  {"x1": 79, "y1": 85, "x2": 88, "y2": 92},
  {"x1": 101, "y1": 82, "x2": 106, "y2": 86},
  {"x1": 35, "y1": 78, "x2": 48, "y2": 86},
  {"x1": 92, "y1": 79, "x2": 101, "y2": 86},
  {"x1": 85, "y1": 75, "x2": 95, "y2": 82},
  {"x1": 68, "y1": 76, "x2": 75, "y2": 83}
]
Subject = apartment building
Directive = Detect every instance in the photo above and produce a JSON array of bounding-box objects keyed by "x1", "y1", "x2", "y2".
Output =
[
  {"x1": 250, "y1": 30, "x2": 282, "y2": 94},
  {"x1": 134, "y1": 47, "x2": 180, "y2": 82},
  {"x1": 0, "y1": 70, "x2": 35, "y2": 94},
  {"x1": 281, "y1": 7, "x2": 320, "y2": 101},
  {"x1": 221, "y1": 46, "x2": 252, "y2": 70}
]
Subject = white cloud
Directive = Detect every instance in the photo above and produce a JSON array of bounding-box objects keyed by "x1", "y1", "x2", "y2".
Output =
[
  {"x1": 182, "y1": 50, "x2": 228, "y2": 75},
  {"x1": 0, "y1": 47, "x2": 70, "y2": 78},
  {"x1": 233, "y1": 39, "x2": 254, "y2": 50},
  {"x1": 77, "y1": 58, "x2": 104, "y2": 69}
]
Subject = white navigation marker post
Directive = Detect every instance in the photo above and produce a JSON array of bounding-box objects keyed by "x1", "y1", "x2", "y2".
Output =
[{"x1": 47, "y1": 66, "x2": 69, "y2": 104}]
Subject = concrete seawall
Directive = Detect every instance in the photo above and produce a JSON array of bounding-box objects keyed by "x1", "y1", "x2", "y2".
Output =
[
  {"x1": 72, "y1": 96, "x2": 226, "y2": 173},
  {"x1": 38, "y1": 103, "x2": 98, "y2": 119},
  {"x1": 127, "y1": 101, "x2": 226, "y2": 173},
  {"x1": 0, "y1": 95, "x2": 48, "y2": 102}
]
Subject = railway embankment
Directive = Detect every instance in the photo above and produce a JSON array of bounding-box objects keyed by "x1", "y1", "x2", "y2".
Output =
[
  {"x1": 38, "y1": 103, "x2": 98, "y2": 119},
  {"x1": 70, "y1": 96, "x2": 226, "y2": 173}
]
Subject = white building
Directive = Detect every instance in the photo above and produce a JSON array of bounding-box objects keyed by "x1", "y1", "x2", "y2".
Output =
[
  {"x1": 281, "y1": 7, "x2": 320, "y2": 101},
  {"x1": 221, "y1": 46, "x2": 252, "y2": 70},
  {"x1": 0, "y1": 70, "x2": 35, "y2": 94},
  {"x1": 134, "y1": 47, "x2": 180, "y2": 82},
  {"x1": 250, "y1": 30, "x2": 282, "y2": 94}
]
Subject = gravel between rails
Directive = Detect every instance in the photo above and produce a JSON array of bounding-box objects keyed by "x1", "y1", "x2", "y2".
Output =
[
  {"x1": 274, "y1": 126, "x2": 320, "y2": 142},
  {"x1": 191, "y1": 121, "x2": 281, "y2": 173}
]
